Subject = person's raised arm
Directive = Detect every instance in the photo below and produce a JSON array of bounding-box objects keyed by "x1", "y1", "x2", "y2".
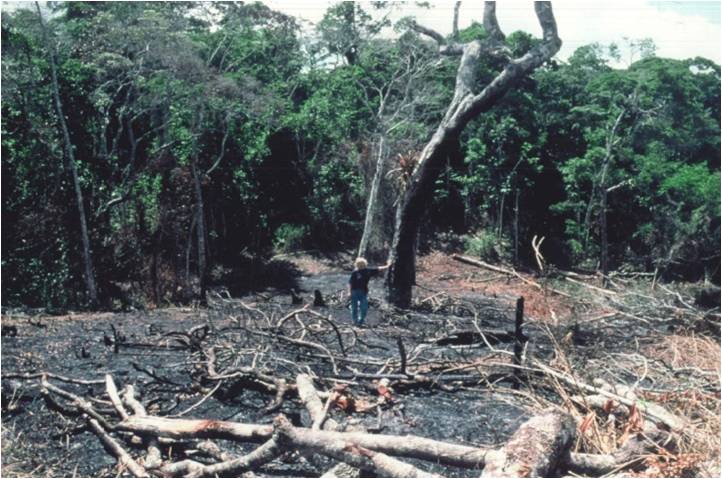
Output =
[{"x1": 377, "y1": 259, "x2": 392, "y2": 271}]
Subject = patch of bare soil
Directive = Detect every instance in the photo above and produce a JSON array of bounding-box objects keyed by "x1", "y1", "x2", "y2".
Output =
[{"x1": 1, "y1": 251, "x2": 719, "y2": 477}]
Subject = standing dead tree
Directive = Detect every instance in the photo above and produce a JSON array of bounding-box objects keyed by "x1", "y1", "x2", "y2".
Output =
[{"x1": 386, "y1": 2, "x2": 561, "y2": 307}]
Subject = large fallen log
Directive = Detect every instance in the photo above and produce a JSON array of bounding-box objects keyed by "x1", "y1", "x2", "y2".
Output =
[
  {"x1": 116, "y1": 414, "x2": 492, "y2": 468},
  {"x1": 481, "y1": 409, "x2": 576, "y2": 477},
  {"x1": 274, "y1": 414, "x2": 441, "y2": 478},
  {"x1": 40, "y1": 372, "x2": 679, "y2": 478},
  {"x1": 297, "y1": 374, "x2": 358, "y2": 477}
]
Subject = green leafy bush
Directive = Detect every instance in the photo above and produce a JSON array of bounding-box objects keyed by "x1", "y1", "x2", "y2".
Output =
[
  {"x1": 273, "y1": 223, "x2": 309, "y2": 253},
  {"x1": 464, "y1": 230, "x2": 508, "y2": 263}
]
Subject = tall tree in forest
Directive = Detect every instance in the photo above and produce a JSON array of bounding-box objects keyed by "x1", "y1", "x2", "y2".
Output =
[
  {"x1": 35, "y1": 2, "x2": 99, "y2": 307},
  {"x1": 386, "y1": 2, "x2": 561, "y2": 307}
]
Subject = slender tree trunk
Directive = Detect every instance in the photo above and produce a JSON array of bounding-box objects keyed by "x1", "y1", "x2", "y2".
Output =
[
  {"x1": 600, "y1": 188, "x2": 609, "y2": 286},
  {"x1": 452, "y1": 2, "x2": 461, "y2": 40},
  {"x1": 36, "y1": 3, "x2": 99, "y2": 307},
  {"x1": 387, "y1": 2, "x2": 561, "y2": 307},
  {"x1": 151, "y1": 231, "x2": 160, "y2": 306},
  {"x1": 190, "y1": 159, "x2": 207, "y2": 305},
  {"x1": 582, "y1": 107, "x2": 626, "y2": 254},
  {"x1": 513, "y1": 187, "x2": 520, "y2": 267},
  {"x1": 497, "y1": 192, "x2": 505, "y2": 241},
  {"x1": 358, "y1": 136, "x2": 388, "y2": 261},
  {"x1": 185, "y1": 214, "x2": 197, "y2": 286}
]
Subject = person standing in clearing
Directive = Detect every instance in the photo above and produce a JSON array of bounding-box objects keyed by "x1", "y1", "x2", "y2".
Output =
[{"x1": 348, "y1": 257, "x2": 390, "y2": 327}]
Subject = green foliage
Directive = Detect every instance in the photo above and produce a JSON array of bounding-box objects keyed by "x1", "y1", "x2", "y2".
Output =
[
  {"x1": 1, "y1": 3, "x2": 719, "y2": 309},
  {"x1": 273, "y1": 223, "x2": 310, "y2": 253},
  {"x1": 457, "y1": 22, "x2": 488, "y2": 43},
  {"x1": 464, "y1": 230, "x2": 509, "y2": 263}
]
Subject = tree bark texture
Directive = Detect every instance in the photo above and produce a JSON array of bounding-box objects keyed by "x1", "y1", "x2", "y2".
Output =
[
  {"x1": 386, "y1": 2, "x2": 561, "y2": 307},
  {"x1": 481, "y1": 409, "x2": 576, "y2": 477}
]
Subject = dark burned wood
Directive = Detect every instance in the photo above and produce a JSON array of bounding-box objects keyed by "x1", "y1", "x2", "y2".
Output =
[
  {"x1": 435, "y1": 329, "x2": 513, "y2": 346},
  {"x1": 396, "y1": 337, "x2": 407, "y2": 375},
  {"x1": 314, "y1": 289, "x2": 326, "y2": 307},
  {"x1": 1, "y1": 325, "x2": 17, "y2": 337},
  {"x1": 481, "y1": 409, "x2": 576, "y2": 477},
  {"x1": 513, "y1": 296, "x2": 527, "y2": 366}
]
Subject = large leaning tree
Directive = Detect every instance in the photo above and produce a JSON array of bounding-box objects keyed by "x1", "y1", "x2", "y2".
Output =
[{"x1": 386, "y1": 1, "x2": 561, "y2": 307}]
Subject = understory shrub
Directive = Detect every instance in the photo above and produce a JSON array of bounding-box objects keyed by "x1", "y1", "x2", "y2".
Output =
[{"x1": 273, "y1": 223, "x2": 309, "y2": 253}]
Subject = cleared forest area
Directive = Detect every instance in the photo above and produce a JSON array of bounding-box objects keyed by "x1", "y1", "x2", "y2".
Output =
[{"x1": 2, "y1": 253, "x2": 719, "y2": 477}]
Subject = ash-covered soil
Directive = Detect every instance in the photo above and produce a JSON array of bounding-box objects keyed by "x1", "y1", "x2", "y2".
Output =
[{"x1": 2, "y1": 253, "x2": 719, "y2": 477}]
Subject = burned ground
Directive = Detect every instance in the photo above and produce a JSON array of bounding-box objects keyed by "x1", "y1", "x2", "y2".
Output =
[{"x1": 1, "y1": 253, "x2": 720, "y2": 477}]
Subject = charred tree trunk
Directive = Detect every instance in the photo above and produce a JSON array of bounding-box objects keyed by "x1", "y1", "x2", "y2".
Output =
[
  {"x1": 36, "y1": 2, "x2": 99, "y2": 308},
  {"x1": 387, "y1": 2, "x2": 561, "y2": 307}
]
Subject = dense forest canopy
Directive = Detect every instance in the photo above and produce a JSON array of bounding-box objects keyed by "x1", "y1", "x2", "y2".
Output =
[{"x1": 2, "y1": 1, "x2": 720, "y2": 309}]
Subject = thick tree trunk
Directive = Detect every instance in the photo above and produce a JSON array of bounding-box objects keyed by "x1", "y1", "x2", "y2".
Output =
[
  {"x1": 387, "y1": 2, "x2": 561, "y2": 307},
  {"x1": 36, "y1": 3, "x2": 99, "y2": 307}
]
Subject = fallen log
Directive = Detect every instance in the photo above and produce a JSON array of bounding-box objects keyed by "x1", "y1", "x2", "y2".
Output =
[
  {"x1": 297, "y1": 373, "x2": 341, "y2": 432},
  {"x1": 481, "y1": 409, "x2": 576, "y2": 477},
  {"x1": 116, "y1": 416, "x2": 273, "y2": 442},
  {"x1": 115, "y1": 414, "x2": 492, "y2": 468},
  {"x1": 274, "y1": 415, "x2": 441, "y2": 478},
  {"x1": 297, "y1": 374, "x2": 359, "y2": 477},
  {"x1": 160, "y1": 437, "x2": 282, "y2": 478},
  {"x1": 451, "y1": 255, "x2": 572, "y2": 298},
  {"x1": 121, "y1": 385, "x2": 162, "y2": 470},
  {"x1": 565, "y1": 421, "x2": 671, "y2": 476},
  {"x1": 39, "y1": 376, "x2": 112, "y2": 430},
  {"x1": 533, "y1": 362, "x2": 688, "y2": 432},
  {"x1": 105, "y1": 374, "x2": 129, "y2": 420},
  {"x1": 87, "y1": 418, "x2": 149, "y2": 478}
]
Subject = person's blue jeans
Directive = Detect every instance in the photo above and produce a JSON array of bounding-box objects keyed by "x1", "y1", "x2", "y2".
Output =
[{"x1": 350, "y1": 289, "x2": 368, "y2": 326}]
